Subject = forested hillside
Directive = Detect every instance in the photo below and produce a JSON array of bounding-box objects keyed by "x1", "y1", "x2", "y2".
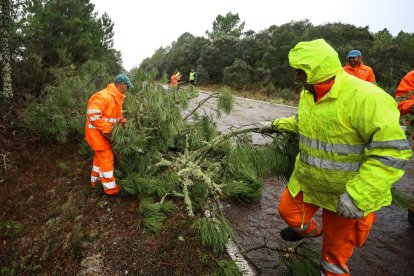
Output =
[{"x1": 140, "y1": 13, "x2": 414, "y2": 94}]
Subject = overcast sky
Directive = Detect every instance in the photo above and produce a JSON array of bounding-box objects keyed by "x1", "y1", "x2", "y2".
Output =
[{"x1": 91, "y1": 0, "x2": 414, "y2": 71}]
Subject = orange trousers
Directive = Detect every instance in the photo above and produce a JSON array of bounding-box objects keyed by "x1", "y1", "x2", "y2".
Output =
[
  {"x1": 90, "y1": 149, "x2": 120, "y2": 195},
  {"x1": 278, "y1": 188, "x2": 376, "y2": 276}
]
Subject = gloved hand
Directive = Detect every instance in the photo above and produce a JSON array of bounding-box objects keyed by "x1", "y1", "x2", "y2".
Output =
[
  {"x1": 259, "y1": 121, "x2": 274, "y2": 133},
  {"x1": 336, "y1": 192, "x2": 364, "y2": 219},
  {"x1": 410, "y1": 104, "x2": 414, "y2": 115}
]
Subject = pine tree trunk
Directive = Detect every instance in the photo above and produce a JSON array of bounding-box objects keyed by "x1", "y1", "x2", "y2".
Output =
[{"x1": 1, "y1": 0, "x2": 13, "y2": 103}]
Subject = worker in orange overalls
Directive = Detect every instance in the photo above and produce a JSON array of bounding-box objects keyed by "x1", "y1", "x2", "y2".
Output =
[
  {"x1": 395, "y1": 69, "x2": 414, "y2": 117},
  {"x1": 343, "y1": 50, "x2": 376, "y2": 83},
  {"x1": 395, "y1": 69, "x2": 414, "y2": 226},
  {"x1": 85, "y1": 74, "x2": 133, "y2": 196},
  {"x1": 170, "y1": 70, "x2": 181, "y2": 90}
]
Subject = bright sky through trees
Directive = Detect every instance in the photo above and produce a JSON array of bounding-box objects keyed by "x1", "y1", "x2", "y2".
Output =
[{"x1": 91, "y1": 0, "x2": 414, "y2": 70}]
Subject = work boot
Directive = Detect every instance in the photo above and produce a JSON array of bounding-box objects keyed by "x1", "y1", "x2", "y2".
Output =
[
  {"x1": 280, "y1": 227, "x2": 304, "y2": 242},
  {"x1": 105, "y1": 186, "x2": 132, "y2": 198}
]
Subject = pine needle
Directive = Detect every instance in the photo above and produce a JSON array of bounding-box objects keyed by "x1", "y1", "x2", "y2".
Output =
[
  {"x1": 191, "y1": 216, "x2": 234, "y2": 254},
  {"x1": 209, "y1": 259, "x2": 242, "y2": 276}
]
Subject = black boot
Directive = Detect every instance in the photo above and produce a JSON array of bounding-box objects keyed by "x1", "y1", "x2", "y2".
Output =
[
  {"x1": 408, "y1": 209, "x2": 414, "y2": 226},
  {"x1": 280, "y1": 227, "x2": 304, "y2": 242}
]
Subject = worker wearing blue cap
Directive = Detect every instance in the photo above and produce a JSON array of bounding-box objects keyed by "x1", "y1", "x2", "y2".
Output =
[{"x1": 344, "y1": 50, "x2": 376, "y2": 83}]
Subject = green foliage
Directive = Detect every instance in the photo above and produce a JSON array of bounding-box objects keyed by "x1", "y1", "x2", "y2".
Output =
[
  {"x1": 209, "y1": 260, "x2": 242, "y2": 276},
  {"x1": 191, "y1": 216, "x2": 234, "y2": 254},
  {"x1": 70, "y1": 224, "x2": 84, "y2": 260},
  {"x1": 0, "y1": 220, "x2": 22, "y2": 275},
  {"x1": 223, "y1": 59, "x2": 253, "y2": 90},
  {"x1": 10, "y1": 0, "x2": 121, "y2": 95},
  {"x1": 109, "y1": 81, "x2": 298, "y2": 235},
  {"x1": 217, "y1": 86, "x2": 235, "y2": 114},
  {"x1": 139, "y1": 197, "x2": 175, "y2": 233},
  {"x1": 279, "y1": 241, "x2": 321, "y2": 276},
  {"x1": 207, "y1": 12, "x2": 245, "y2": 40},
  {"x1": 262, "y1": 134, "x2": 299, "y2": 179},
  {"x1": 22, "y1": 61, "x2": 112, "y2": 143},
  {"x1": 140, "y1": 17, "x2": 414, "y2": 95}
]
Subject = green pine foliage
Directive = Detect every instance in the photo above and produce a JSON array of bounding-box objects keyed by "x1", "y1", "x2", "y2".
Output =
[
  {"x1": 108, "y1": 80, "x2": 299, "y2": 238},
  {"x1": 267, "y1": 134, "x2": 299, "y2": 178},
  {"x1": 279, "y1": 241, "x2": 320, "y2": 276},
  {"x1": 139, "y1": 197, "x2": 175, "y2": 233},
  {"x1": 191, "y1": 216, "x2": 234, "y2": 254},
  {"x1": 22, "y1": 61, "x2": 112, "y2": 143},
  {"x1": 209, "y1": 260, "x2": 242, "y2": 276},
  {"x1": 217, "y1": 86, "x2": 235, "y2": 115}
]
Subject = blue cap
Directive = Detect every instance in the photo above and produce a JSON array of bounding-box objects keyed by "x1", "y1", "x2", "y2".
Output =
[
  {"x1": 347, "y1": 50, "x2": 361, "y2": 58},
  {"x1": 114, "y1": 74, "x2": 134, "y2": 89}
]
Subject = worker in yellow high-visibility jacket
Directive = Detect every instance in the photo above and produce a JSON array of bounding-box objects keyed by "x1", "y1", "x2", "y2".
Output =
[{"x1": 260, "y1": 39, "x2": 412, "y2": 276}]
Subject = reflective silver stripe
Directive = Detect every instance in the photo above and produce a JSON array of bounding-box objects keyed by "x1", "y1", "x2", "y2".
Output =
[
  {"x1": 300, "y1": 134, "x2": 365, "y2": 154},
  {"x1": 91, "y1": 176, "x2": 99, "y2": 182},
  {"x1": 320, "y1": 259, "x2": 349, "y2": 274},
  {"x1": 367, "y1": 139, "x2": 411, "y2": 151},
  {"x1": 87, "y1": 109, "x2": 101, "y2": 114},
  {"x1": 300, "y1": 152, "x2": 361, "y2": 172},
  {"x1": 292, "y1": 221, "x2": 311, "y2": 231},
  {"x1": 372, "y1": 156, "x2": 408, "y2": 170},
  {"x1": 92, "y1": 165, "x2": 99, "y2": 172},
  {"x1": 302, "y1": 224, "x2": 320, "y2": 238},
  {"x1": 89, "y1": 115, "x2": 101, "y2": 122},
  {"x1": 99, "y1": 171, "x2": 113, "y2": 179},
  {"x1": 104, "y1": 118, "x2": 118, "y2": 123},
  {"x1": 102, "y1": 181, "x2": 116, "y2": 189},
  {"x1": 88, "y1": 124, "x2": 96, "y2": 129}
]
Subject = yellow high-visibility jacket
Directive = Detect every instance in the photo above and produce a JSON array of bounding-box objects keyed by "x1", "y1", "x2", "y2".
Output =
[{"x1": 272, "y1": 39, "x2": 412, "y2": 215}]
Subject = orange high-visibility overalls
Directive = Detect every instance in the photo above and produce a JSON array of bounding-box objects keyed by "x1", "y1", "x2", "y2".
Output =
[{"x1": 85, "y1": 83, "x2": 126, "y2": 195}]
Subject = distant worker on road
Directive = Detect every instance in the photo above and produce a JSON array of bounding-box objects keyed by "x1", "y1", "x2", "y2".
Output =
[
  {"x1": 170, "y1": 70, "x2": 181, "y2": 91},
  {"x1": 343, "y1": 50, "x2": 376, "y2": 83},
  {"x1": 85, "y1": 74, "x2": 133, "y2": 197},
  {"x1": 170, "y1": 70, "x2": 179, "y2": 88},
  {"x1": 189, "y1": 68, "x2": 198, "y2": 86},
  {"x1": 394, "y1": 69, "x2": 414, "y2": 226},
  {"x1": 260, "y1": 39, "x2": 412, "y2": 276}
]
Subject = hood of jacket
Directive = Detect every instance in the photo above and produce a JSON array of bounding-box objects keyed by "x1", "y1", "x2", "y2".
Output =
[{"x1": 288, "y1": 39, "x2": 343, "y2": 84}]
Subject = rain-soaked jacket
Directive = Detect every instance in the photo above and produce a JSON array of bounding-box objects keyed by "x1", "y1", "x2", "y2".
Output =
[
  {"x1": 85, "y1": 83, "x2": 126, "y2": 150},
  {"x1": 395, "y1": 70, "x2": 414, "y2": 116},
  {"x1": 272, "y1": 39, "x2": 412, "y2": 215}
]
